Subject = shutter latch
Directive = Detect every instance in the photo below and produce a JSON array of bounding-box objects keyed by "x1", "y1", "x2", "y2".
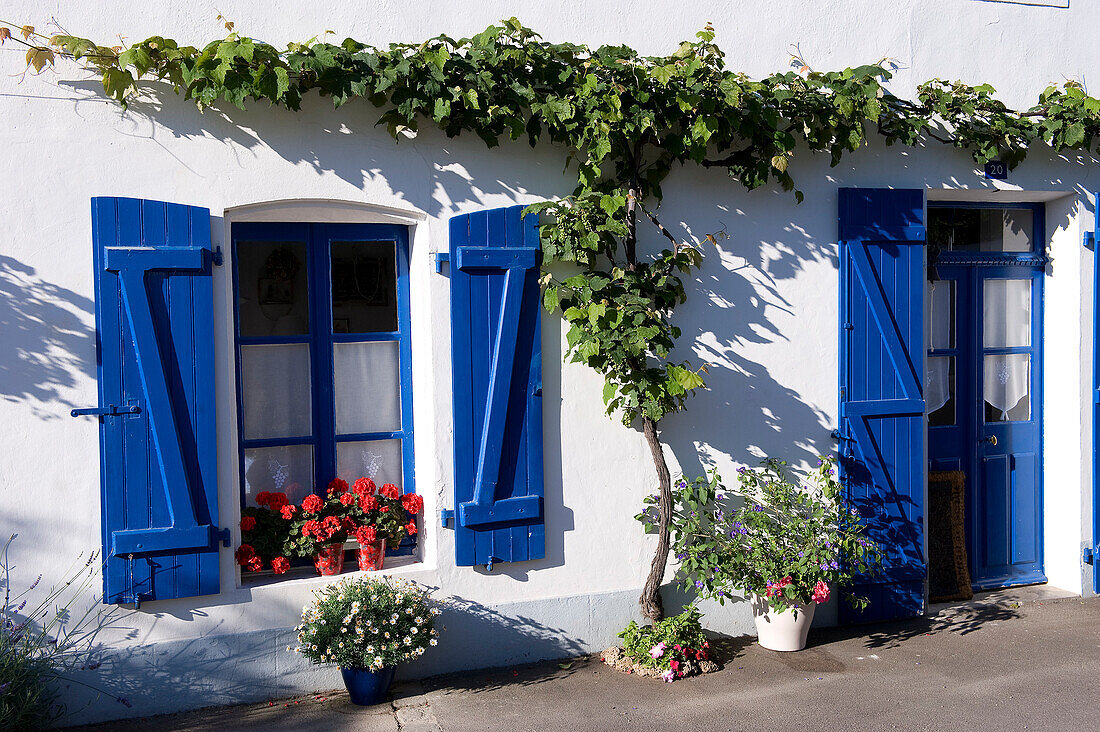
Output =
[
  {"x1": 440, "y1": 509, "x2": 454, "y2": 528},
  {"x1": 71, "y1": 404, "x2": 142, "y2": 420}
]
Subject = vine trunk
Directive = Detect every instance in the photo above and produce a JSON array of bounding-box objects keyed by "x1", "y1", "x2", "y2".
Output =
[{"x1": 640, "y1": 416, "x2": 672, "y2": 620}]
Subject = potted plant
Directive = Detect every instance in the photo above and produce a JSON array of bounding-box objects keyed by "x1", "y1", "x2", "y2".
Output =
[
  {"x1": 284, "y1": 480, "x2": 359, "y2": 575},
  {"x1": 615, "y1": 606, "x2": 712, "y2": 682},
  {"x1": 236, "y1": 490, "x2": 295, "y2": 575},
  {"x1": 346, "y1": 478, "x2": 423, "y2": 570},
  {"x1": 657, "y1": 456, "x2": 881, "y2": 651},
  {"x1": 293, "y1": 576, "x2": 440, "y2": 705}
]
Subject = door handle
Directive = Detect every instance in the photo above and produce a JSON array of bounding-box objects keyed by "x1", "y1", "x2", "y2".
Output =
[{"x1": 982, "y1": 434, "x2": 998, "y2": 446}]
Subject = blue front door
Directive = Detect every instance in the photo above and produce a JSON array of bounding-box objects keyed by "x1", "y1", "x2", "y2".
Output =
[{"x1": 927, "y1": 203, "x2": 1046, "y2": 590}]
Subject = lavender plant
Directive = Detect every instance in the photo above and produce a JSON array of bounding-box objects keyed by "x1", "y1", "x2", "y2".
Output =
[{"x1": 0, "y1": 534, "x2": 121, "y2": 730}]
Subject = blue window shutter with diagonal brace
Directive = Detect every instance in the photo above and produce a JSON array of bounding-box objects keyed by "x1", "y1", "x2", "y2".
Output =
[
  {"x1": 449, "y1": 205, "x2": 544, "y2": 568},
  {"x1": 89, "y1": 197, "x2": 222, "y2": 605},
  {"x1": 838, "y1": 188, "x2": 927, "y2": 623}
]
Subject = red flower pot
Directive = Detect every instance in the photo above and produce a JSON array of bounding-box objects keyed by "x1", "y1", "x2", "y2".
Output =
[
  {"x1": 313, "y1": 542, "x2": 346, "y2": 576},
  {"x1": 357, "y1": 540, "x2": 386, "y2": 571}
]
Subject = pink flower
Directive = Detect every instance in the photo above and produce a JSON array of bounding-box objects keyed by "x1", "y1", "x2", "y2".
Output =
[
  {"x1": 812, "y1": 580, "x2": 831, "y2": 604},
  {"x1": 649, "y1": 642, "x2": 666, "y2": 659},
  {"x1": 661, "y1": 669, "x2": 676, "y2": 682}
]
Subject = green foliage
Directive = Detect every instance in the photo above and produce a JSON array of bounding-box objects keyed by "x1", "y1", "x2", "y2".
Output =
[
  {"x1": 617, "y1": 605, "x2": 710, "y2": 680},
  {"x1": 1, "y1": 535, "x2": 117, "y2": 730},
  {"x1": 650, "y1": 458, "x2": 881, "y2": 614},
  {"x1": 294, "y1": 576, "x2": 440, "y2": 670}
]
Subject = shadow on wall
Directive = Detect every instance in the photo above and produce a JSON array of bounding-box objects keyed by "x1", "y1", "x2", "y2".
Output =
[
  {"x1": 422, "y1": 595, "x2": 588, "y2": 679},
  {"x1": 0, "y1": 255, "x2": 95, "y2": 418}
]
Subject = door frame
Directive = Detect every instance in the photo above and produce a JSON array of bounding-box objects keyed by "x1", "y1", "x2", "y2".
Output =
[{"x1": 927, "y1": 200, "x2": 1047, "y2": 590}]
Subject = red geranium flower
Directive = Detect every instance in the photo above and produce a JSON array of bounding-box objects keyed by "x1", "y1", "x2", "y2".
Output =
[
  {"x1": 245, "y1": 555, "x2": 263, "y2": 572},
  {"x1": 235, "y1": 544, "x2": 256, "y2": 565},
  {"x1": 266, "y1": 492, "x2": 289, "y2": 511},
  {"x1": 270, "y1": 556, "x2": 290, "y2": 575},
  {"x1": 280, "y1": 504, "x2": 297, "y2": 520},
  {"x1": 405, "y1": 520, "x2": 417, "y2": 536},
  {"x1": 302, "y1": 519, "x2": 320, "y2": 538},
  {"x1": 355, "y1": 525, "x2": 378, "y2": 545},
  {"x1": 359, "y1": 494, "x2": 379, "y2": 512},
  {"x1": 240, "y1": 515, "x2": 257, "y2": 532},
  {"x1": 380, "y1": 483, "x2": 400, "y2": 500},
  {"x1": 339, "y1": 492, "x2": 356, "y2": 507},
  {"x1": 341, "y1": 517, "x2": 357, "y2": 533},
  {"x1": 254, "y1": 491, "x2": 271, "y2": 507},
  {"x1": 302, "y1": 494, "x2": 324, "y2": 513},
  {"x1": 327, "y1": 478, "x2": 349, "y2": 496},
  {"x1": 400, "y1": 493, "x2": 424, "y2": 515},
  {"x1": 352, "y1": 477, "x2": 376, "y2": 496}
]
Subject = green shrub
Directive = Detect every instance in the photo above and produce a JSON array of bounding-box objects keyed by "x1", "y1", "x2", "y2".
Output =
[{"x1": 617, "y1": 606, "x2": 710, "y2": 682}]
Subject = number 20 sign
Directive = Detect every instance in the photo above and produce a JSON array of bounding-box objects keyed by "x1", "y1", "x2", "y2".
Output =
[{"x1": 984, "y1": 160, "x2": 1008, "y2": 180}]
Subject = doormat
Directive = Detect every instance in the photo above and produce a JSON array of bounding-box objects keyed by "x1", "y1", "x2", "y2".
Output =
[{"x1": 928, "y1": 470, "x2": 973, "y2": 602}]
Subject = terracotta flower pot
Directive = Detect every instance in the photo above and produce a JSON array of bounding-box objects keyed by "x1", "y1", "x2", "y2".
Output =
[
  {"x1": 751, "y1": 594, "x2": 816, "y2": 652},
  {"x1": 313, "y1": 542, "x2": 345, "y2": 576},
  {"x1": 357, "y1": 540, "x2": 386, "y2": 571}
]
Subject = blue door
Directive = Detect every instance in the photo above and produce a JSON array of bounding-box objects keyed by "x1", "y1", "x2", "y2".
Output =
[{"x1": 927, "y1": 203, "x2": 1045, "y2": 590}]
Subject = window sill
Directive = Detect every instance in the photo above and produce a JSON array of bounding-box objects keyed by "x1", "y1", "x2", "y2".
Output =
[{"x1": 240, "y1": 553, "x2": 423, "y2": 590}]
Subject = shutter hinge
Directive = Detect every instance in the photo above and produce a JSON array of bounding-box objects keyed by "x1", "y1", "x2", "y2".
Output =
[
  {"x1": 212, "y1": 246, "x2": 224, "y2": 266},
  {"x1": 1084, "y1": 232, "x2": 1096, "y2": 250},
  {"x1": 843, "y1": 322, "x2": 854, "y2": 330},
  {"x1": 1085, "y1": 545, "x2": 1096, "y2": 565},
  {"x1": 216, "y1": 527, "x2": 231, "y2": 548},
  {"x1": 440, "y1": 509, "x2": 454, "y2": 528},
  {"x1": 434, "y1": 252, "x2": 450, "y2": 273}
]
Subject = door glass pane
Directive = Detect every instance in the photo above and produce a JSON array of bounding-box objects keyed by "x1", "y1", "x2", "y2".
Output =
[
  {"x1": 243, "y1": 445, "x2": 314, "y2": 506},
  {"x1": 240, "y1": 344, "x2": 313, "y2": 440},
  {"x1": 331, "y1": 241, "x2": 398, "y2": 333},
  {"x1": 237, "y1": 240, "x2": 310, "y2": 336},
  {"x1": 927, "y1": 280, "x2": 955, "y2": 350},
  {"x1": 984, "y1": 354, "x2": 1030, "y2": 422},
  {"x1": 927, "y1": 356, "x2": 955, "y2": 427},
  {"x1": 927, "y1": 208, "x2": 1034, "y2": 252},
  {"x1": 336, "y1": 439, "x2": 403, "y2": 489},
  {"x1": 333, "y1": 341, "x2": 401, "y2": 434},
  {"x1": 983, "y1": 279, "x2": 1031, "y2": 348}
]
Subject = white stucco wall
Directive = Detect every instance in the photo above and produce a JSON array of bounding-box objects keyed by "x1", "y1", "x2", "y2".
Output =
[{"x1": 1, "y1": 0, "x2": 1098, "y2": 723}]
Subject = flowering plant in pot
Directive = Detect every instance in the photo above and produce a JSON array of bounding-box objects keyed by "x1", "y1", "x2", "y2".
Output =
[
  {"x1": 345, "y1": 478, "x2": 423, "y2": 570},
  {"x1": 656, "y1": 456, "x2": 881, "y2": 651},
  {"x1": 236, "y1": 490, "x2": 295, "y2": 575},
  {"x1": 293, "y1": 576, "x2": 440, "y2": 705},
  {"x1": 283, "y1": 480, "x2": 360, "y2": 575}
]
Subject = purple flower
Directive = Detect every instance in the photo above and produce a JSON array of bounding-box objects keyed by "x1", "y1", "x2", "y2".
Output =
[
  {"x1": 28, "y1": 574, "x2": 41, "y2": 591},
  {"x1": 0, "y1": 682, "x2": 9, "y2": 694},
  {"x1": 695, "y1": 580, "x2": 705, "y2": 589}
]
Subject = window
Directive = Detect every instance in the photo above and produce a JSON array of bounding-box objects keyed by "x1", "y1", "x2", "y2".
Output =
[{"x1": 232, "y1": 222, "x2": 414, "y2": 515}]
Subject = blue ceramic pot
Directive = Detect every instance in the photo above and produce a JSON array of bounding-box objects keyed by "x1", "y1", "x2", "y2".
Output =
[{"x1": 340, "y1": 666, "x2": 396, "y2": 706}]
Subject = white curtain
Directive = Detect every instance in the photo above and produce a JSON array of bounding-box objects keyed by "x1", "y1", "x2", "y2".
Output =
[
  {"x1": 983, "y1": 279, "x2": 1030, "y2": 348},
  {"x1": 927, "y1": 281, "x2": 954, "y2": 351},
  {"x1": 925, "y1": 357, "x2": 952, "y2": 415},
  {"x1": 984, "y1": 354, "x2": 1030, "y2": 420}
]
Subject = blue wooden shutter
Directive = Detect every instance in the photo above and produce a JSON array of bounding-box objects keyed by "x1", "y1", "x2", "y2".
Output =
[
  {"x1": 838, "y1": 188, "x2": 927, "y2": 623},
  {"x1": 1093, "y1": 193, "x2": 1100, "y2": 594},
  {"x1": 90, "y1": 197, "x2": 222, "y2": 604},
  {"x1": 449, "y1": 205, "x2": 544, "y2": 568}
]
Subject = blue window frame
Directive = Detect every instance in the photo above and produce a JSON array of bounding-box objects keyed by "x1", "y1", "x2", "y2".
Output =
[{"x1": 231, "y1": 222, "x2": 414, "y2": 515}]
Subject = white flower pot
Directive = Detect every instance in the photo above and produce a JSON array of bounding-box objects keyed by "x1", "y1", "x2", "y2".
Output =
[{"x1": 751, "y1": 594, "x2": 816, "y2": 651}]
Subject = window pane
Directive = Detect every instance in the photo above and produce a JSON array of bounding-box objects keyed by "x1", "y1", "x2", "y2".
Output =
[
  {"x1": 927, "y1": 356, "x2": 955, "y2": 427},
  {"x1": 927, "y1": 280, "x2": 955, "y2": 350},
  {"x1": 240, "y1": 344, "x2": 313, "y2": 440},
  {"x1": 331, "y1": 241, "x2": 398, "y2": 333},
  {"x1": 983, "y1": 279, "x2": 1031, "y2": 348},
  {"x1": 237, "y1": 240, "x2": 310, "y2": 336},
  {"x1": 243, "y1": 445, "x2": 313, "y2": 506},
  {"x1": 336, "y1": 439, "x2": 403, "y2": 489},
  {"x1": 927, "y1": 208, "x2": 1034, "y2": 253},
  {"x1": 984, "y1": 354, "x2": 1030, "y2": 422},
  {"x1": 333, "y1": 341, "x2": 401, "y2": 434}
]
